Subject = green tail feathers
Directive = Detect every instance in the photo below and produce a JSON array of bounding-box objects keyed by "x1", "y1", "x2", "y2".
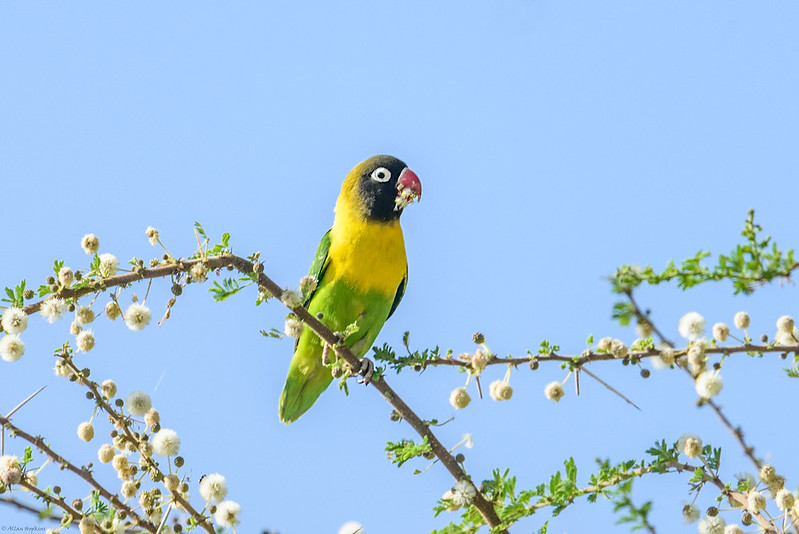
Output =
[{"x1": 278, "y1": 345, "x2": 334, "y2": 424}]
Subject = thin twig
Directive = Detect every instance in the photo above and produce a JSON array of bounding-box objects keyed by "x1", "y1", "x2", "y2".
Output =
[{"x1": 704, "y1": 398, "x2": 761, "y2": 470}]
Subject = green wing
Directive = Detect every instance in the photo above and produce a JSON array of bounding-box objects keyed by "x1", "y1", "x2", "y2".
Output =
[
  {"x1": 304, "y1": 229, "x2": 332, "y2": 306},
  {"x1": 386, "y1": 264, "x2": 407, "y2": 319}
]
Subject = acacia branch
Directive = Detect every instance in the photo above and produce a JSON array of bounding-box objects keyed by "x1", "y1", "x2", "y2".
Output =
[
  {"x1": 15, "y1": 254, "x2": 503, "y2": 530},
  {"x1": 230, "y1": 256, "x2": 507, "y2": 531},
  {"x1": 423, "y1": 343, "x2": 796, "y2": 369},
  {"x1": 703, "y1": 398, "x2": 761, "y2": 470},
  {"x1": 0, "y1": 413, "x2": 157, "y2": 532},
  {"x1": 58, "y1": 355, "x2": 216, "y2": 534}
]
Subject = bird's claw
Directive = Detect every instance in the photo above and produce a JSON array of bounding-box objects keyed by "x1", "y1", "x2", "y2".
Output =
[{"x1": 357, "y1": 357, "x2": 374, "y2": 385}]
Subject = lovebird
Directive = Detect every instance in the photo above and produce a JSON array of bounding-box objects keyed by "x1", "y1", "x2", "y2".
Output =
[{"x1": 278, "y1": 155, "x2": 422, "y2": 423}]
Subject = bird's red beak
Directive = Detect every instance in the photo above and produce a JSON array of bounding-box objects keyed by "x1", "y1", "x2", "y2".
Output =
[{"x1": 397, "y1": 167, "x2": 422, "y2": 201}]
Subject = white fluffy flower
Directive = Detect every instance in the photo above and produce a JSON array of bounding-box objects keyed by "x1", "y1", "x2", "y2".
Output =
[
  {"x1": 145, "y1": 226, "x2": 159, "y2": 246},
  {"x1": 544, "y1": 381, "x2": 564, "y2": 402},
  {"x1": 40, "y1": 297, "x2": 68, "y2": 323},
  {"x1": 105, "y1": 301, "x2": 121, "y2": 320},
  {"x1": 189, "y1": 262, "x2": 208, "y2": 283},
  {"x1": 121, "y1": 480, "x2": 137, "y2": 498},
  {"x1": 724, "y1": 525, "x2": 743, "y2": 534},
  {"x1": 58, "y1": 266, "x2": 74, "y2": 287},
  {"x1": 98, "y1": 444, "x2": 115, "y2": 464},
  {"x1": 284, "y1": 317, "x2": 304, "y2": 338},
  {"x1": 99, "y1": 253, "x2": 120, "y2": 277},
  {"x1": 450, "y1": 479, "x2": 477, "y2": 506},
  {"x1": 712, "y1": 323, "x2": 729, "y2": 342},
  {"x1": 775, "y1": 488, "x2": 796, "y2": 510},
  {"x1": 611, "y1": 339, "x2": 628, "y2": 359},
  {"x1": 77, "y1": 422, "x2": 95, "y2": 442},
  {"x1": 0, "y1": 334, "x2": 25, "y2": 362},
  {"x1": 677, "y1": 434, "x2": 702, "y2": 457},
  {"x1": 774, "y1": 326, "x2": 799, "y2": 346},
  {"x1": 81, "y1": 233, "x2": 100, "y2": 254},
  {"x1": 449, "y1": 387, "x2": 471, "y2": 409},
  {"x1": 698, "y1": 514, "x2": 726, "y2": 534},
  {"x1": 78, "y1": 516, "x2": 96, "y2": 534},
  {"x1": 682, "y1": 504, "x2": 700, "y2": 523},
  {"x1": 1, "y1": 308, "x2": 28, "y2": 334},
  {"x1": 659, "y1": 347, "x2": 675, "y2": 366},
  {"x1": 126, "y1": 391, "x2": 152, "y2": 416},
  {"x1": 77, "y1": 306, "x2": 95, "y2": 325},
  {"x1": 0, "y1": 455, "x2": 20, "y2": 476},
  {"x1": 300, "y1": 275, "x2": 318, "y2": 297},
  {"x1": 687, "y1": 343, "x2": 706, "y2": 373},
  {"x1": 746, "y1": 490, "x2": 766, "y2": 512},
  {"x1": 684, "y1": 437, "x2": 702, "y2": 458},
  {"x1": 111, "y1": 454, "x2": 129, "y2": 472},
  {"x1": 213, "y1": 500, "x2": 241, "y2": 529},
  {"x1": 678, "y1": 312, "x2": 706, "y2": 340},
  {"x1": 101, "y1": 379, "x2": 117, "y2": 398},
  {"x1": 199, "y1": 473, "x2": 228, "y2": 503},
  {"x1": 470, "y1": 347, "x2": 491, "y2": 374},
  {"x1": 124, "y1": 303, "x2": 151, "y2": 331},
  {"x1": 462, "y1": 434, "x2": 473, "y2": 449},
  {"x1": 758, "y1": 463, "x2": 776, "y2": 482},
  {"x1": 695, "y1": 371, "x2": 723, "y2": 399},
  {"x1": 76, "y1": 330, "x2": 95, "y2": 352},
  {"x1": 152, "y1": 428, "x2": 180, "y2": 456},
  {"x1": 280, "y1": 288, "x2": 303, "y2": 308},
  {"x1": 776, "y1": 315, "x2": 795, "y2": 333},
  {"x1": 733, "y1": 311, "x2": 750, "y2": 329},
  {"x1": 54, "y1": 360, "x2": 72, "y2": 378},
  {"x1": 489, "y1": 380, "x2": 513, "y2": 401},
  {"x1": 597, "y1": 337, "x2": 613, "y2": 352}
]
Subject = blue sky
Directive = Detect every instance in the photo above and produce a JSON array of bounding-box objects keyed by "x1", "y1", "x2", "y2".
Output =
[{"x1": 2, "y1": 2, "x2": 799, "y2": 532}]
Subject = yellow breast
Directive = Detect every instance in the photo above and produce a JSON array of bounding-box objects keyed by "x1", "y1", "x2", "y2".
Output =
[{"x1": 327, "y1": 197, "x2": 407, "y2": 295}]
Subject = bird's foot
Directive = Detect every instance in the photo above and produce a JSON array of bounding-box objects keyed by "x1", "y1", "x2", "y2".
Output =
[
  {"x1": 321, "y1": 343, "x2": 331, "y2": 365},
  {"x1": 357, "y1": 357, "x2": 374, "y2": 385}
]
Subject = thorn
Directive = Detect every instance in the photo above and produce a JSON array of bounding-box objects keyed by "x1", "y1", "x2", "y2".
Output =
[{"x1": 580, "y1": 367, "x2": 640, "y2": 410}]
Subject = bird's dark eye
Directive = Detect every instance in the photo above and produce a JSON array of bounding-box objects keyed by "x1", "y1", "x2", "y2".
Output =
[{"x1": 370, "y1": 167, "x2": 391, "y2": 183}]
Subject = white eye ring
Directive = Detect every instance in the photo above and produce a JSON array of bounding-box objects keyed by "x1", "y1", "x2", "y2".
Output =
[{"x1": 370, "y1": 167, "x2": 391, "y2": 182}]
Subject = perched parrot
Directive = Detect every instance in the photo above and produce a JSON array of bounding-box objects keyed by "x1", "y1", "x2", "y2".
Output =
[{"x1": 278, "y1": 155, "x2": 422, "y2": 423}]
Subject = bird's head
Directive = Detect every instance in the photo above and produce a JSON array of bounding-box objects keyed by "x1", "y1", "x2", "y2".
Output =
[{"x1": 341, "y1": 155, "x2": 422, "y2": 222}]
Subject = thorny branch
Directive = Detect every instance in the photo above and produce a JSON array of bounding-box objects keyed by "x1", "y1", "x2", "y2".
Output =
[
  {"x1": 5, "y1": 247, "x2": 797, "y2": 533},
  {"x1": 10, "y1": 255, "x2": 506, "y2": 532},
  {"x1": 620, "y1": 290, "x2": 799, "y2": 534},
  {"x1": 0, "y1": 413, "x2": 157, "y2": 532},
  {"x1": 58, "y1": 352, "x2": 216, "y2": 534}
]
